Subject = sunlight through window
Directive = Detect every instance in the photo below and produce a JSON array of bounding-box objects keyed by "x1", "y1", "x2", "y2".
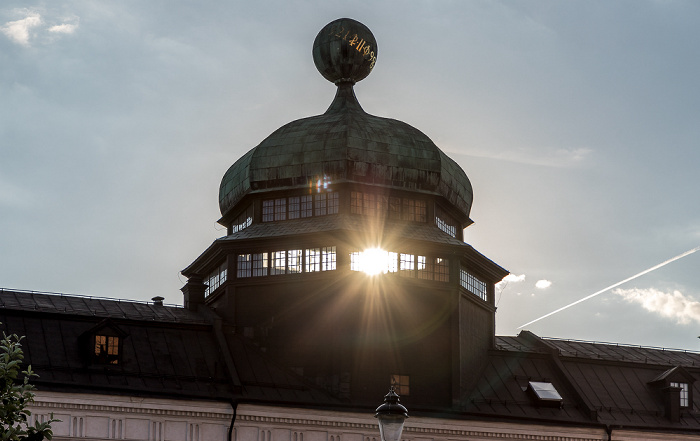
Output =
[{"x1": 351, "y1": 248, "x2": 397, "y2": 276}]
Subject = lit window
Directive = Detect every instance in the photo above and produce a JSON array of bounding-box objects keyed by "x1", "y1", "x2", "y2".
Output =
[
  {"x1": 400, "y1": 253, "x2": 415, "y2": 278},
  {"x1": 271, "y1": 251, "x2": 286, "y2": 275},
  {"x1": 671, "y1": 382, "x2": 690, "y2": 407},
  {"x1": 350, "y1": 249, "x2": 398, "y2": 275},
  {"x1": 321, "y1": 246, "x2": 336, "y2": 271},
  {"x1": 252, "y1": 253, "x2": 268, "y2": 277},
  {"x1": 237, "y1": 254, "x2": 251, "y2": 278},
  {"x1": 288, "y1": 249, "x2": 303, "y2": 273},
  {"x1": 306, "y1": 248, "x2": 320, "y2": 272},
  {"x1": 94, "y1": 335, "x2": 119, "y2": 364},
  {"x1": 391, "y1": 374, "x2": 410, "y2": 396},
  {"x1": 460, "y1": 268, "x2": 487, "y2": 301}
]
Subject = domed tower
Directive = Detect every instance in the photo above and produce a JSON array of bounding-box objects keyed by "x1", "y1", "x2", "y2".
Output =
[{"x1": 182, "y1": 19, "x2": 507, "y2": 409}]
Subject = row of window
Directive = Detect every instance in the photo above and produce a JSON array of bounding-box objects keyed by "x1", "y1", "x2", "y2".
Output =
[
  {"x1": 204, "y1": 262, "x2": 228, "y2": 297},
  {"x1": 237, "y1": 247, "x2": 337, "y2": 277},
  {"x1": 232, "y1": 204, "x2": 254, "y2": 234},
  {"x1": 262, "y1": 193, "x2": 339, "y2": 222},
  {"x1": 460, "y1": 268, "x2": 488, "y2": 301},
  {"x1": 348, "y1": 250, "x2": 449, "y2": 281},
  {"x1": 435, "y1": 206, "x2": 458, "y2": 238},
  {"x1": 232, "y1": 193, "x2": 460, "y2": 241},
  {"x1": 350, "y1": 191, "x2": 427, "y2": 222}
]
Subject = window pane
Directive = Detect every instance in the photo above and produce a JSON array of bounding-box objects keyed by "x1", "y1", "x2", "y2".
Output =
[
  {"x1": 288, "y1": 196, "x2": 300, "y2": 219},
  {"x1": 253, "y1": 253, "x2": 268, "y2": 277},
  {"x1": 237, "y1": 254, "x2": 252, "y2": 278},
  {"x1": 262, "y1": 200, "x2": 274, "y2": 222},
  {"x1": 271, "y1": 251, "x2": 286, "y2": 275},
  {"x1": 301, "y1": 195, "x2": 313, "y2": 218},
  {"x1": 328, "y1": 192, "x2": 339, "y2": 214},
  {"x1": 288, "y1": 249, "x2": 302, "y2": 273},
  {"x1": 274, "y1": 198, "x2": 286, "y2": 221},
  {"x1": 322, "y1": 246, "x2": 336, "y2": 271},
  {"x1": 306, "y1": 248, "x2": 320, "y2": 272}
]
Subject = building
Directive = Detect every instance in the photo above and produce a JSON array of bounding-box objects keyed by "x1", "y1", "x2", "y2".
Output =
[{"x1": 2, "y1": 18, "x2": 700, "y2": 441}]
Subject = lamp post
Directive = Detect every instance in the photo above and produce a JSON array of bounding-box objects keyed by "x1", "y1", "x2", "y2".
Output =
[{"x1": 374, "y1": 388, "x2": 408, "y2": 441}]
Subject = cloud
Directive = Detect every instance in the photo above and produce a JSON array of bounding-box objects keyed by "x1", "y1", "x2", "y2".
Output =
[
  {"x1": 48, "y1": 22, "x2": 78, "y2": 35},
  {"x1": 503, "y1": 274, "x2": 526, "y2": 283},
  {"x1": 615, "y1": 287, "x2": 700, "y2": 325},
  {"x1": 451, "y1": 145, "x2": 593, "y2": 168},
  {"x1": 497, "y1": 273, "x2": 525, "y2": 290},
  {"x1": 1, "y1": 11, "x2": 42, "y2": 46},
  {"x1": 535, "y1": 279, "x2": 552, "y2": 289}
]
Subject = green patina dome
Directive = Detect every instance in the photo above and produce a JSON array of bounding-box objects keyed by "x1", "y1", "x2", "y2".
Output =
[
  {"x1": 219, "y1": 18, "x2": 472, "y2": 223},
  {"x1": 219, "y1": 84, "x2": 473, "y2": 222}
]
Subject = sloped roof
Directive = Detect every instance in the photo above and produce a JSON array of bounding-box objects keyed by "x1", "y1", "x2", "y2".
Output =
[
  {"x1": 465, "y1": 332, "x2": 700, "y2": 430},
  {"x1": 0, "y1": 290, "x2": 341, "y2": 406}
]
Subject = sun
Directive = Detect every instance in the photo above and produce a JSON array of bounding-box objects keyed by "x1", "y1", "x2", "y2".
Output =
[{"x1": 352, "y1": 248, "x2": 396, "y2": 276}]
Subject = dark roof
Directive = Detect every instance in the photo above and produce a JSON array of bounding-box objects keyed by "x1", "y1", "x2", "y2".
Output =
[
  {"x1": 5, "y1": 289, "x2": 700, "y2": 431},
  {"x1": 0, "y1": 290, "x2": 341, "y2": 405},
  {"x1": 0, "y1": 289, "x2": 206, "y2": 324},
  {"x1": 218, "y1": 84, "x2": 473, "y2": 223},
  {"x1": 465, "y1": 332, "x2": 700, "y2": 430}
]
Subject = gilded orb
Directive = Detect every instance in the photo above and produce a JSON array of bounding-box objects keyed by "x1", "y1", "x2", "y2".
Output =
[{"x1": 312, "y1": 18, "x2": 377, "y2": 84}]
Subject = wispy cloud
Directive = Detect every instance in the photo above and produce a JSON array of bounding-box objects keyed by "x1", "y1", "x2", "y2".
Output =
[
  {"x1": 615, "y1": 287, "x2": 700, "y2": 325},
  {"x1": 48, "y1": 21, "x2": 78, "y2": 35},
  {"x1": 449, "y1": 145, "x2": 592, "y2": 168},
  {"x1": 536, "y1": 279, "x2": 552, "y2": 289},
  {"x1": 1, "y1": 11, "x2": 42, "y2": 46}
]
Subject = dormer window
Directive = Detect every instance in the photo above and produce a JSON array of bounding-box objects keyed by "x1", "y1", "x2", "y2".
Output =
[
  {"x1": 94, "y1": 335, "x2": 120, "y2": 364},
  {"x1": 649, "y1": 366, "x2": 695, "y2": 421},
  {"x1": 671, "y1": 382, "x2": 690, "y2": 407},
  {"x1": 81, "y1": 319, "x2": 127, "y2": 366}
]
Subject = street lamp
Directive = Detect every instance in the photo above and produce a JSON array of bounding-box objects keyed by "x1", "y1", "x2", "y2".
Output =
[{"x1": 374, "y1": 388, "x2": 408, "y2": 441}]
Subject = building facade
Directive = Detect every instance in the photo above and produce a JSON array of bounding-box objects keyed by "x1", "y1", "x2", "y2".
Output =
[{"x1": 3, "y1": 18, "x2": 700, "y2": 441}]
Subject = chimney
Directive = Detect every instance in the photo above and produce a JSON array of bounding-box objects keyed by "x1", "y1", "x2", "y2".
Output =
[
  {"x1": 181, "y1": 276, "x2": 207, "y2": 311},
  {"x1": 151, "y1": 296, "x2": 165, "y2": 306}
]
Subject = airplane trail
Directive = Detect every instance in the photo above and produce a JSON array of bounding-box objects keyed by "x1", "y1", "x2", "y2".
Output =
[{"x1": 518, "y1": 245, "x2": 700, "y2": 329}]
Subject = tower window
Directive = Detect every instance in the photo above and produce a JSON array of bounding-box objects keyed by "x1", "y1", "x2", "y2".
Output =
[
  {"x1": 204, "y1": 262, "x2": 227, "y2": 297},
  {"x1": 237, "y1": 254, "x2": 252, "y2": 278},
  {"x1": 460, "y1": 268, "x2": 488, "y2": 301},
  {"x1": 94, "y1": 335, "x2": 119, "y2": 364},
  {"x1": 301, "y1": 195, "x2": 313, "y2": 217},
  {"x1": 252, "y1": 253, "x2": 268, "y2": 277},
  {"x1": 271, "y1": 251, "x2": 287, "y2": 275}
]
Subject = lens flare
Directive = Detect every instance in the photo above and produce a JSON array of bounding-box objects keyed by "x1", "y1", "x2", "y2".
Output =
[{"x1": 353, "y1": 248, "x2": 395, "y2": 276}]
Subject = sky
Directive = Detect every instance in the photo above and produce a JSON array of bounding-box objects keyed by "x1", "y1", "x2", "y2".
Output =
[{"x1": 2, "y1": 1, "x2": 699, "y2": 350}]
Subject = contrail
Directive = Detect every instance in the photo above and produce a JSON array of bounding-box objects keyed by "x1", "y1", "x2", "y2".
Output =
[{"x1": 518, "y1": 245, "x2": 700, "y2": 329}]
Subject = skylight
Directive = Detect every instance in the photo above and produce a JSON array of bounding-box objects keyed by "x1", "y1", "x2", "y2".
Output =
[{"x1": 528, "y1": 381, "x2": 563, "y2": 405}]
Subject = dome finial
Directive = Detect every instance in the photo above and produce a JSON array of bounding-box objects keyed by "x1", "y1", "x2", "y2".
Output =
[{"x1": 312, "y1": 18, "x2": 377, "y2": 85}]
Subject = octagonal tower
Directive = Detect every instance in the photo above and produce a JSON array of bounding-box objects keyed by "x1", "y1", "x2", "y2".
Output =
[{"x1": 182, "y1": 19, "x2": 507, "y2": 409}]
